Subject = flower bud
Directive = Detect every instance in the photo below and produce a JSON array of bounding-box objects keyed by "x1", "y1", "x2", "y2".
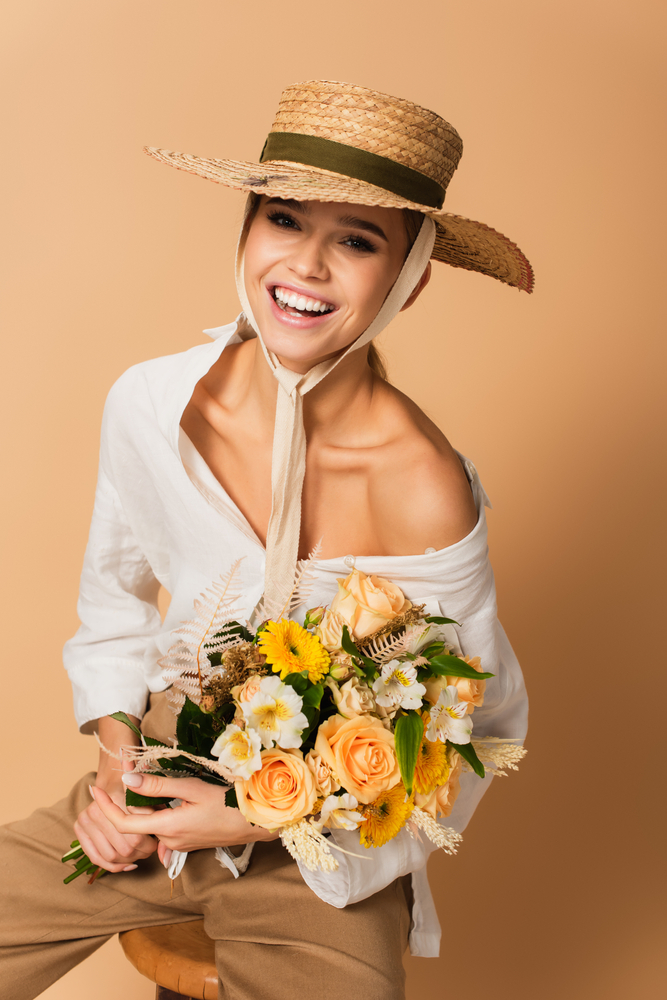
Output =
[{"x1": 304, "y1": 605, "x2": 326, "y2": 628}]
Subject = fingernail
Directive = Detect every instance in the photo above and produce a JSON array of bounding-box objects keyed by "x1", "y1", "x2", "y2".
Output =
[
  {"x1": 121, "y1": 772, "x2": 143, "y2": 787},
  {"x1": 88, "y1": 785, "x2": 97, "y2": 800},
  {"x1": 162, "y1": 850, "x2": 172, "y2": 870},
  {"x1": 123, "y1": 864, "x2": 138, "y2": 872}
]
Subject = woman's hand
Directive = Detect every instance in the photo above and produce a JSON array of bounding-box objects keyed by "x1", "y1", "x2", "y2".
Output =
[
  {"x1": 90, "y1": 772, "x2": 279, "y2": 867},
  {"x1": 73, "y1": 714, "x2": 159, "y2": 873}
]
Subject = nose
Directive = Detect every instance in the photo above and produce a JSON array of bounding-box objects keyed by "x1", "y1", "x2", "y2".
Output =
[{"x1": 285, "y1": 232, "x2": 330, "y2": 281}]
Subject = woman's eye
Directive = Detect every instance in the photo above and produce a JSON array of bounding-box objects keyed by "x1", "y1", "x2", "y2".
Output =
[
  {"x1": 342, "y1": 234, "x2": 377, "y2": 254},
  {"x1": 266, "y1": 211, "x2": 300, "y2": 230}
]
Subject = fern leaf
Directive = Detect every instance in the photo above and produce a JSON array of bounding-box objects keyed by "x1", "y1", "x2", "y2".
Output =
[
  {"x1": 158, "y1": 561, "x2": 246, "y2": 704},
  {"x1": 253, "y1": 540, "x2": 323, "y2": 624}
]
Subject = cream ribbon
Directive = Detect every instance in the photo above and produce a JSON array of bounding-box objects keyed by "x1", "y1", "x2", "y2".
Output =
[{"x1": 234, "y1": 210, "x2": 436, "y2": 615}]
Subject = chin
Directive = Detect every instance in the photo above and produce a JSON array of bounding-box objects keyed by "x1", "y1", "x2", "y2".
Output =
[{"x1": 256, "y1": 313, "x2": 353, "y2": 369}]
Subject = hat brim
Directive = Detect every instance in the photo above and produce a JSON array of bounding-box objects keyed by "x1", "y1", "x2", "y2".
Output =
[{"x1": 145, "y1": 147, "x2": 534, "y2": 293}]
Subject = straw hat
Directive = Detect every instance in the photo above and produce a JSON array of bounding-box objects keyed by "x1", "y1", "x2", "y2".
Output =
[{"x1": 145, "y1": 80, "x2": 534, "y2": 293}]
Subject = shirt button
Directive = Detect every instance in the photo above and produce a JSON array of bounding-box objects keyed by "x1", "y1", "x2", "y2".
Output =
[
  {"x1": 425, "y1": 547, "x2": 436, "y2": 555},
  {"x1": 343, "y1": 555, "x2": 356, "y2": 569}
]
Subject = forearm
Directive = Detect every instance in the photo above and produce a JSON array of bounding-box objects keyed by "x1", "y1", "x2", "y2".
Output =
[{"x1": 96, "y1": 714, "x2": 141, "y2": 790}]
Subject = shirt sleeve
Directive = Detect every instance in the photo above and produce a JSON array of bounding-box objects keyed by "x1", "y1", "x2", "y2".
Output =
[
  {"x1": 62, "y1": 462, "x2": 162, "y2": 734},
  {"x1": 296, "y1": 612, "x2": 528, "y2": 907}
]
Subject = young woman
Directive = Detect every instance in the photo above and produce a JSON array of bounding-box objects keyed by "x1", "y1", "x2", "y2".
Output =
[{"x1": 1, "y1": 81, "x2": 531, "y2": 1000}]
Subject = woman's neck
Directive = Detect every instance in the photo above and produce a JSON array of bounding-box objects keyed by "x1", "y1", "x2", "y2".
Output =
[{"x1": 248, "y1": 336, "x2": 377, "y2": 443}]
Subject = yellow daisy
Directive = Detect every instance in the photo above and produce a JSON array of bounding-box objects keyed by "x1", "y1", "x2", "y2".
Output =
[
  {"x1": 359, "y1": 784, "x2": 413, "y2": 849},
  {"x1": 413, "y1": 717, "x2": 451, "y2": 796},
  {"x1": 258, "y1": 619, "x2": 330, "y2": 683}
]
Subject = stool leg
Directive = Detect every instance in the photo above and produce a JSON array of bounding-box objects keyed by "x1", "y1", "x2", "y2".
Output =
[{"x1": 155, "y1": 987, "x2": 195, "y2": 1000}]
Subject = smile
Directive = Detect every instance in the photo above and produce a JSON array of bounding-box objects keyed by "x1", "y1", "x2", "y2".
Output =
[{"x1": 272, "y1": 285, "x2": 336, "y2": 317}]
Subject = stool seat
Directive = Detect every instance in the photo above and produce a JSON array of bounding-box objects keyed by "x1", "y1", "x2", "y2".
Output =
[{"x1": 119, "y1": 919, "x2": 217, "y2": 1000}]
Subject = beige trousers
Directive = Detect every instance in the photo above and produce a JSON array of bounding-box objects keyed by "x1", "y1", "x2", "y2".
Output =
[{"x1": 0, "y1": 696, "x2": 412, "y2": 1000}]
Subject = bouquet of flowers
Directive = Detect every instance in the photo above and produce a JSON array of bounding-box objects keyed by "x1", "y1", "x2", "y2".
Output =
[{"x1": 63, "y1": 560, "x2": 525, "y2": 882}]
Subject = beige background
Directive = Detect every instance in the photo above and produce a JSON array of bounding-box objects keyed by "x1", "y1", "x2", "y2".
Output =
[{"x1": 1, "y1": 1, "x2": 666, "y2": 998}]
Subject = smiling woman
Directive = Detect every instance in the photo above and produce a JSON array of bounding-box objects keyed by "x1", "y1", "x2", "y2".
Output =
[{"x1": 0, "y1": 80, "x2": 531, "y2": 1000}]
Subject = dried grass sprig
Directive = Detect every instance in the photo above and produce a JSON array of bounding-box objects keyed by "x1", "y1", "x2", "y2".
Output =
[
  {"x1": 467, "y1": 738, "x2": 527, "y2": 776},
  {"x1": 408, "y1": 808, "x2": 463, "y2": 855},
  {"x1": 280, "y1": 819, "x2": 339, "y2": 872},
  {"x1": 120, "y1": 743, "x2": 235, "y2": 782}
]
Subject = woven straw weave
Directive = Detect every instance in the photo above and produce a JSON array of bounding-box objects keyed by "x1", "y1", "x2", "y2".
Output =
[{"x1": 271, "y1": 81, "x2": 463, "y2": 190}]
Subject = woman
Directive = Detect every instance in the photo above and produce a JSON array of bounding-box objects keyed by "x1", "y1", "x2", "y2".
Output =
[{"x1": 1, "y1": 81, "x2": 530, "y2": 1000}]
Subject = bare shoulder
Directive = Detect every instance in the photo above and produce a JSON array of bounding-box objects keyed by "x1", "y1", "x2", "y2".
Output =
[{"x1": 369, "y1": 380, "x2": 478, "y2": 554}]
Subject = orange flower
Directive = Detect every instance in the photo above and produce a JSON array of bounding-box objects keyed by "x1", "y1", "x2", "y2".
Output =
[
  {"x1": 330, "y1": 568, "x2": 411, "y2": 640},
  {"x1": 314, "y1": 714, "x2": 400, "y2": 804},
  {"x1": 235, "y1": 748, "x2": 318, "y2": 830}
]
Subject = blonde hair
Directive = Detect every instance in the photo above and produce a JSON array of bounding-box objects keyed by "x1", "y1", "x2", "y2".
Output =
[{"x1": 242, "y1": 194, "x2": 426, "y2": 382}]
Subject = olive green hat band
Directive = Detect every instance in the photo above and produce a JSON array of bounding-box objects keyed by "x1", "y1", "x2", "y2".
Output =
[{"x1": 260, "y1": 132, "x2": 446, "y2": 210}]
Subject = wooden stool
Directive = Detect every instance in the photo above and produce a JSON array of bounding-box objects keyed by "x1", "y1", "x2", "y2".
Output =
[{"x1": 119, "y1": 920, "x2": 217, "y2": 1000}]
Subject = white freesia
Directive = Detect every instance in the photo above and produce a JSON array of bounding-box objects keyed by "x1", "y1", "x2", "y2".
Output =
[
  {"x1": 426, "y1": 685, "x2": 473, "y2": 745},
  {"x1": 210, "y1": 724, "x2": 262, "y2": 779},
  {"x1": 319, "y1": 793, "x2": 363, "y2": 831},
  {"x1": 372, "y1": 660, "x2": 426, "y2": 711},
  {"x1": 242, "y1": 675, "x2": 308, "y2": 749}
]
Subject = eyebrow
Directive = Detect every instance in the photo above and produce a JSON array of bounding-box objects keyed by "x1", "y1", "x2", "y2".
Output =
[
  {"x1": 264, "y1": 198, "x2": 388, "y2": 243},
  {"x1": 336, "y1": 214, "x2": 388, "y2": 243}
]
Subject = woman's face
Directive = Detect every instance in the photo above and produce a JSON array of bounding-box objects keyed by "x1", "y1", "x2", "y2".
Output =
[{"x1": 243, "y1": 197, "x2": 413, "y2": 371}]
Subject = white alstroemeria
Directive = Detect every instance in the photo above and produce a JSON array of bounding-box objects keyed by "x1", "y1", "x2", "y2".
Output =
[
  {"x1": 403, "y1": 622, "x2": 440, "y2": 655},
  {"x1": 242, "y1": 675, "x2": 308, "y2": 749},
  {"x1": 426, "y1": 685, "x2": 473, "y2": 745},
  {"x1": 210, "y1": 724, "x2": 262, "y2": 779},
  {"x1": 319, "y1": 793, "x2": 363, "y2": 831},
  {"x1": 372, "y1": 659, "x2": 426, "y2": 711}
]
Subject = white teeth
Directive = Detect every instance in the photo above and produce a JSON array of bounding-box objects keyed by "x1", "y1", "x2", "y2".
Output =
[{"x1": 273, "y1": 287, "x2": 333, "y2": 314}]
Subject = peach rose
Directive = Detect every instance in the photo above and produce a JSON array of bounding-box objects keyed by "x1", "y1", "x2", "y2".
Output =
[
  {"x1": 332, "y1": 677, "x2": 376, "y2": 719},
  {"x1": 447, "y1": 656, "x2": 486, "y2": 715},
  {"x1": 314, "y1": 714, "x2": 400, "y2": 804},
  {"x1": 330, "y1": 568, "x2": 411, "y2": 640},
  {"x1": 231, "y1": 673, "x2": 263, "y2": 704},
  {"x1": 235, "y1": 748, "x2": 318, "y2": 830},
  {"x1": 316, "y1": 609, "x2": 346, "y2": 652},
  {"x1": 423, "y1": 656, "x2": 486, "y2": 715},
  {"x1": 415, "y1": 753, "x2": 463, "y2": 819},
  {"x1": 304, "y1": 749, "x2": 340, "y2": 797}
]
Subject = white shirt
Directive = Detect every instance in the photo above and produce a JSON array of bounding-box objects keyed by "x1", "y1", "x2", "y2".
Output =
[{"x1": 63, "y1": 319, "x2": 528, "y2": 957}]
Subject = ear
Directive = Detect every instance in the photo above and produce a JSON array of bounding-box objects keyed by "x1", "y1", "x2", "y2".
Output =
[{"x1": 399, "y1": 262, "x2": 432, "y2": 312}]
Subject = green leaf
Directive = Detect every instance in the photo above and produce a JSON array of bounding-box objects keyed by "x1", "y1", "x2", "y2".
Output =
[
  {"x1": 341, "y1": 626, "x2": 377, "y2": 672},
  {"x1": 125, "y1": 789, "x2": 172, "y2": 809},
  {"x1": 428, "y1": 654, "x2": 494, "y2": 680},
  {"x1": 175, "y1": 696, "x2": 219, "y2": 756},
  {"x1": 108, "y1": 712, "x2": 142, "y2": 738},
  {"x1": 283, "y1": 672, "x2": 309, "y2": 695},
  {"x1": 424, "y1": 615, "x2": 460, "y2": 626},
  {"x1": 448, "y1": 740, "x2": 485, "y2": 778},
  {"x1": 420, "y1": 641, "x2": 446, "y2": 658},
  {"x1": 302, "y1": 683, "x2": 324, "y2": 710},
  {"x1": 340, "y1": 625, "x2": 359, "y2": 658},
  {"x1": 394, "y1": 712, "x2": 424, "y2": 797},
  {"x1": 225, "y1": 786, "x2": 239, "y2": 809}
]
